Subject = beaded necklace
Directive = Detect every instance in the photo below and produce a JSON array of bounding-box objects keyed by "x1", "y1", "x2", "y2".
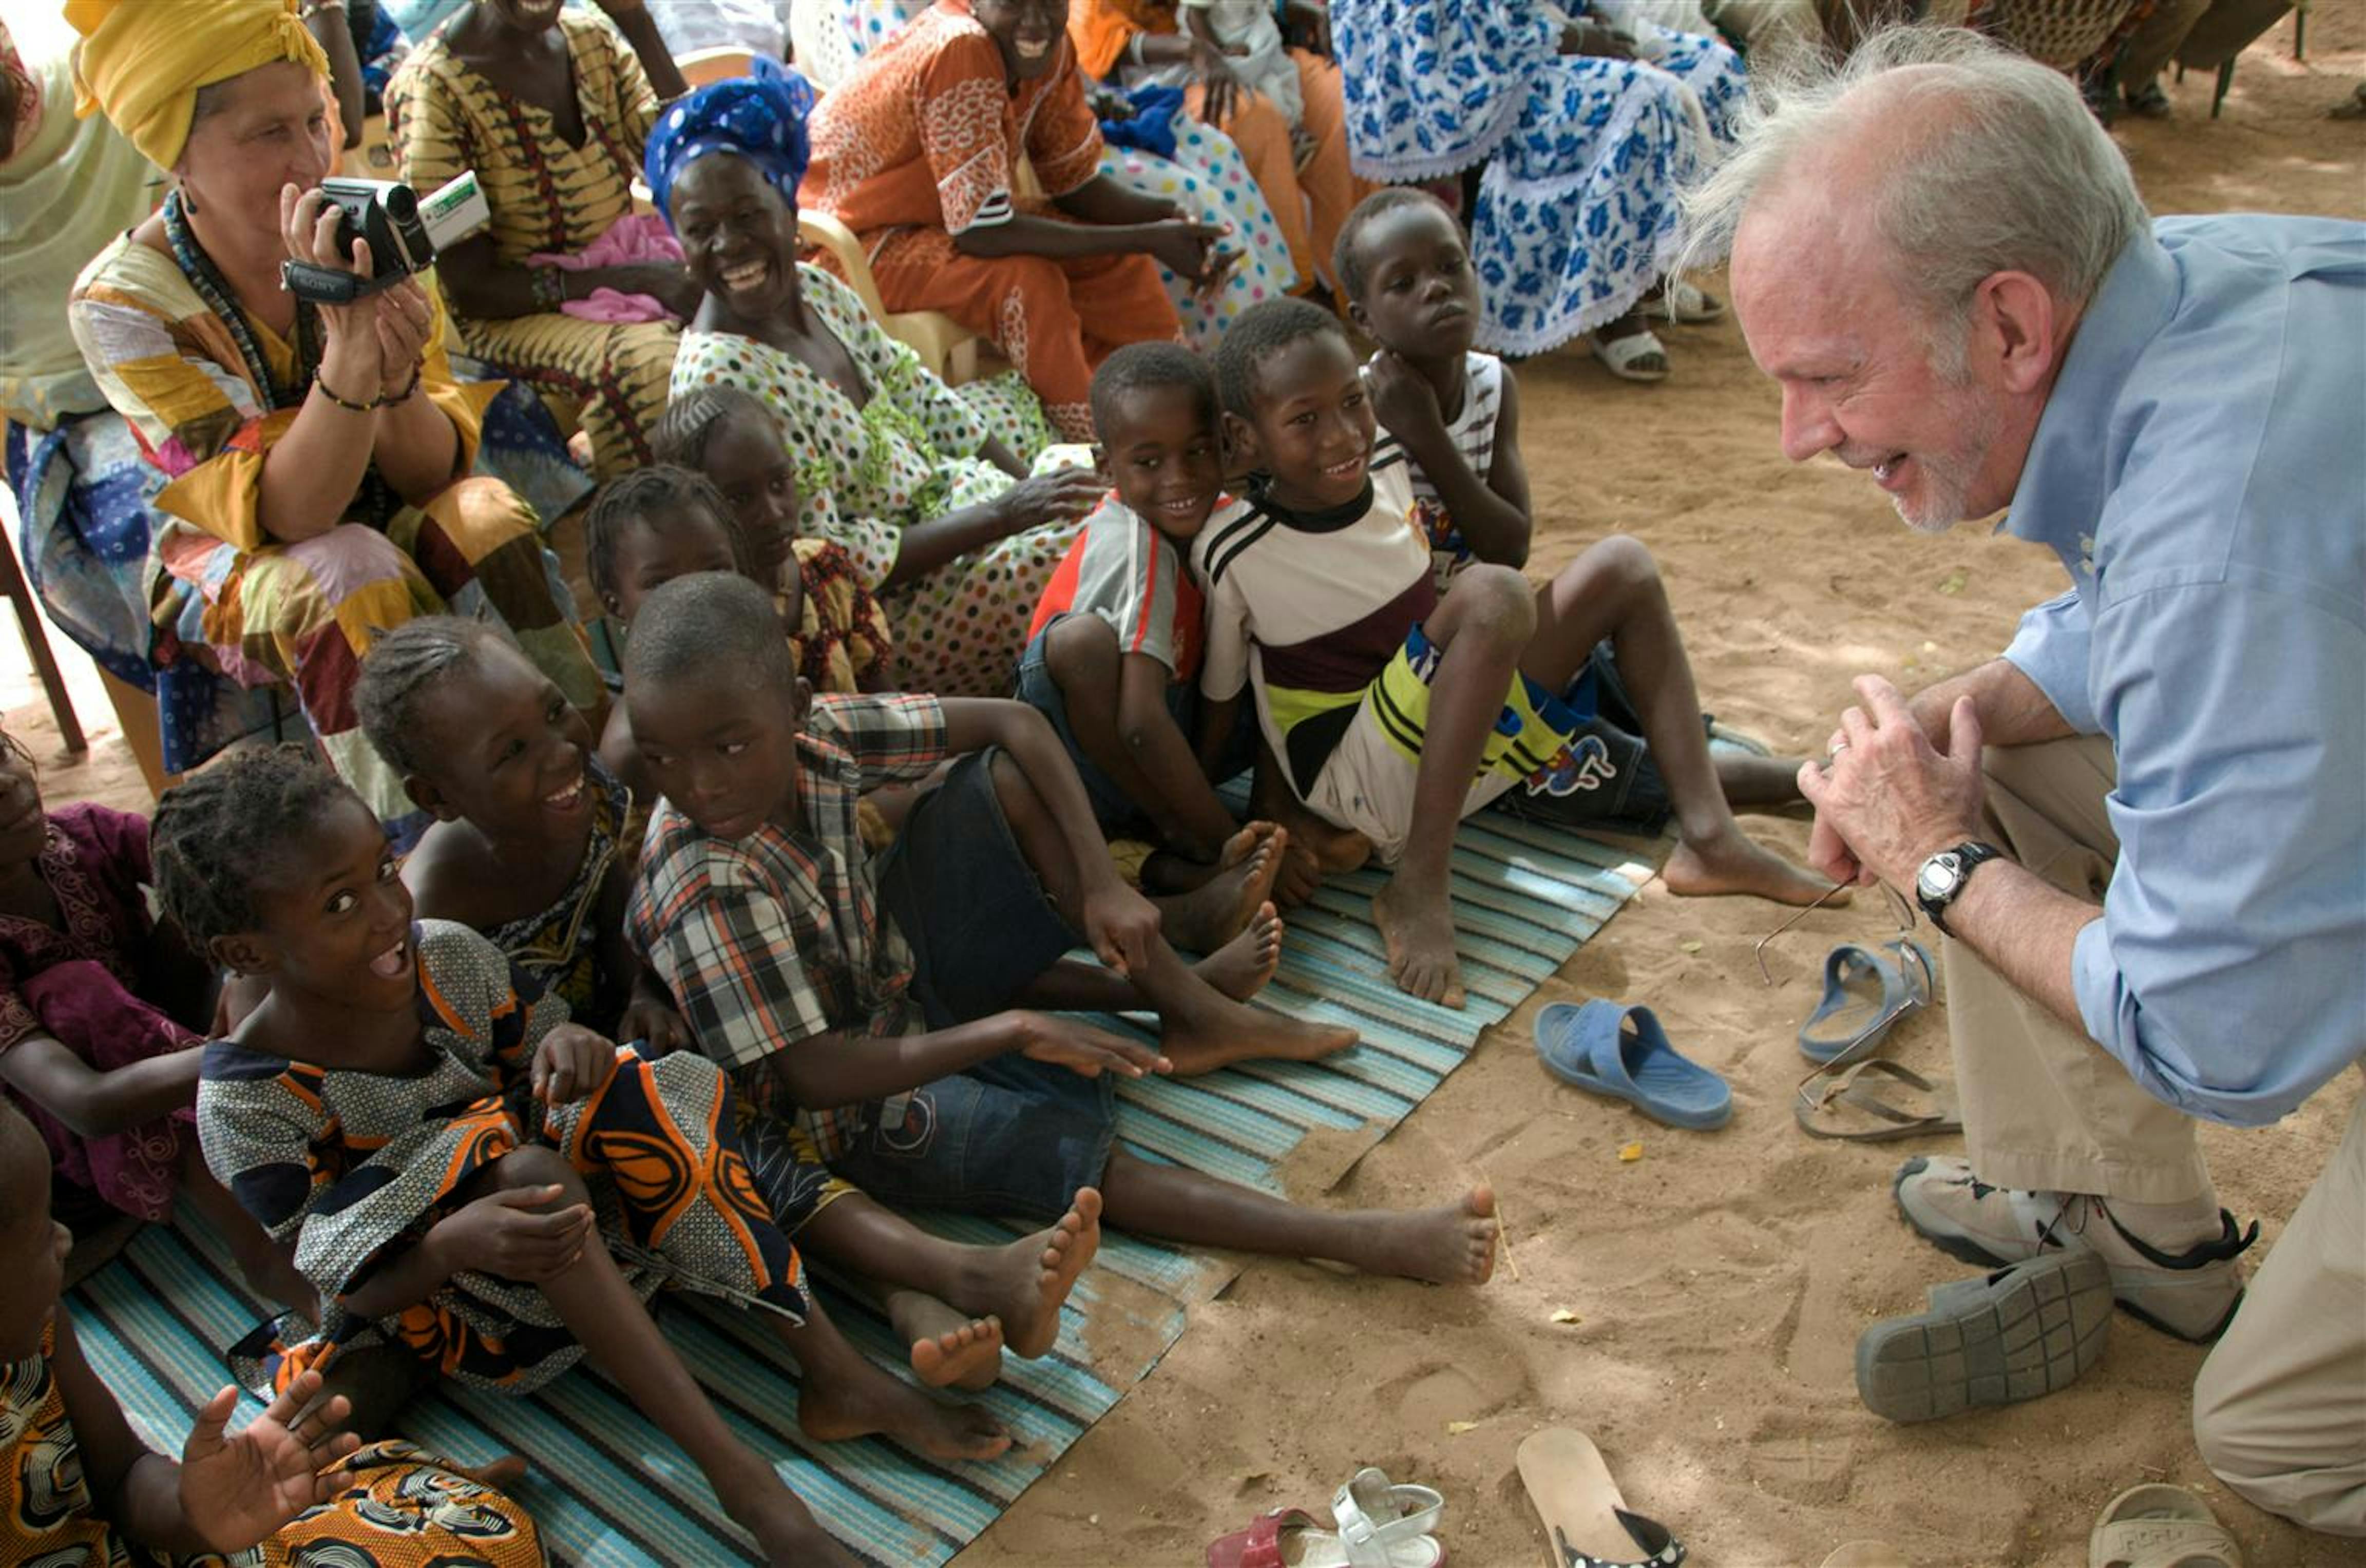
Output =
[{"x1": 162, "y1": 190, "x2": 323, "y2": 411}]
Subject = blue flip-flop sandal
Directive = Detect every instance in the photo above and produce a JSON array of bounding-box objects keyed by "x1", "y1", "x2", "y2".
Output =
[
  {"x1": 1535, "y1": 1000, "x2": 1733, "y2": 1130},
  {"x1": 1799, "y1": 939, "x2": 1933, "y2": 1065}
]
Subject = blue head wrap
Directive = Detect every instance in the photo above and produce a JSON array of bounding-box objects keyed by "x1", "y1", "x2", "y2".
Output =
[{"x1": 643, "y1": 57, "x2": 818, "y2": 228}]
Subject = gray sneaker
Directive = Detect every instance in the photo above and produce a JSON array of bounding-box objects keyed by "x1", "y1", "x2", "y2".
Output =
[
  {"x1": 1857, "y1": 1251, "x2": 2113, "y2": 1423},
  {"x1": 1892, "y1": 1156, "x2": 2257, "y2": 1343}
]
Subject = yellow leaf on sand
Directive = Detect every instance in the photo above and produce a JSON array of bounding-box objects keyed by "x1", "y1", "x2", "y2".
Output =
[
  {"x1": 1445, "y1": 1420, "x2": 1481, "y2": 1436},
  {"x1": 1937, "y1": 568, "x2": 1968, "y2": 596},
  {"x1": 1619, "y1": 1142, "x2": 1645, "y2": 1163},
  {"x1": 1551, "y1": 1308, "x2": 1583, "y2": 1324},
  {"x1": 1679, "y1": 940, "x2": 1703, "y2": 954}
]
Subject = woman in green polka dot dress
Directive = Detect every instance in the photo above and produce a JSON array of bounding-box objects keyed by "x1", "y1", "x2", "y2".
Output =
[{"x1": 650, "y1": 66, "x2": 1110, "y2": 698}]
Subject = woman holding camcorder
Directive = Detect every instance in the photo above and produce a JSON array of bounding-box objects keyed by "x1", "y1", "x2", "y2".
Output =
[{"x1": 65, "y1": 0, "x2": 598, "y2": 837}]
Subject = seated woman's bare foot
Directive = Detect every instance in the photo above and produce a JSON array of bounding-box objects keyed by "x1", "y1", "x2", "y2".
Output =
[
  {"x1": 898, "y1": 1297, "x2": 1005, "y2": 1392},
  {"x1": 1195, "y1": 902, "x2": 1283, "y2": 1002},
  {"x1": 1154, "y1": 827, "x2": 1286, "y2": 950},
  {"x1": 1371, "y1": 874, "x2": 1465, "y2": 1008},
  {"x1": 1336, "y1": 1187, "x2": 1499, "y2": 1284},
  {"x1": 1664, "y1": 824, "x2": 1840, "y2": 907},
  {"x1": 796, "y1": 1365, "x2": 1012, "y2": 1462},
  {"x1": 1159, "y1": 994, "x2": 1357, "y2": 1075},
  {"x1": 720, "y1": 1473, "x2": 860, "y2": 1568},
  {"x1": 956, "y1": 1188, "x2": 1103, "y2": 1360}
]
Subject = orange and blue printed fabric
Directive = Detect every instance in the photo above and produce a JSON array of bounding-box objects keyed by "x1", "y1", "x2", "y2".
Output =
[
  {"x1": 5, "y1": 1317, "x2": 544, "y2": 1567},
  {"x1": 195, "y1": 921, "x2": 822, "y2": 1398}
]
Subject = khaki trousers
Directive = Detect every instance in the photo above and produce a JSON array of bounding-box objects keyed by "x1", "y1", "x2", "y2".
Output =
[
  {"x1": 1945, "y1": 736, "x2": 2210, "y2": 1204},
  {"x1": 1952, "y1": 737, "x2": 2366, "y2": 1535}
]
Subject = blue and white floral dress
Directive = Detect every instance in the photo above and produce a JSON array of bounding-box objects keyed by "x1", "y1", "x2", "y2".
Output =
[{"x1": 1336, "y1": 0, "x2": 1746, "y2": 355}]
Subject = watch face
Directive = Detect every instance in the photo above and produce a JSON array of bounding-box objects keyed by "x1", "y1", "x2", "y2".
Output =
[{"x1": 1919, "y1": 854, "x2": 1961, "y2": 902}]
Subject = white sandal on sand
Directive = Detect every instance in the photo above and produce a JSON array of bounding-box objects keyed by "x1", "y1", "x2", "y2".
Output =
[
  {"x1": 1651, "y1": 275, "x2": 1726, "y2": 323},
  {"x1": 1591, "y1": 328, "x2": 1670, "y2": 383},
  {"x1": 1204, "y1": 1466, "x2": 1446, "y2": 1567},
  {"x1": 2090, "y1": 1485, "x2": 2243, "y2": 1568}
]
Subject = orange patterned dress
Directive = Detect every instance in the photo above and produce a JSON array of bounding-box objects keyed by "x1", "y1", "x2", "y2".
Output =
[{"x1": 801, "y1": 0, "x2": 1181, "y2": 441}]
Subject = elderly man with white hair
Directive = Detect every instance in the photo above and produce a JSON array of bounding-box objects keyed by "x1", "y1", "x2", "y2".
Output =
[{"x1": 1688, "y1": 27, "x2": 2364, "y2": 1537}]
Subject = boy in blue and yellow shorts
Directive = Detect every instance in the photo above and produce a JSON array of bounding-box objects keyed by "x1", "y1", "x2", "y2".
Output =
[{"x1": 1201, "y1": 300, "x2": 1833, "y2": 1009}]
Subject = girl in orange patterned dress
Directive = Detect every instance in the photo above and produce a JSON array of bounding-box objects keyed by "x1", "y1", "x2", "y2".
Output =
[
  {"x1": 1, "y1": 1096, "x2": 544, "y2": 1568},
  {"x1": 800, "y1": 0, "x2": 1222, "y2": 442}
]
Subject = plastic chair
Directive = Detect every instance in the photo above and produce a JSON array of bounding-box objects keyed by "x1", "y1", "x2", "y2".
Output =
[
  {"x1": 675, "y1": 47, "x2": 758, "y2": 87},
  {"x1": 795, "y1": 209, "x2": 983, "y2": 385}
]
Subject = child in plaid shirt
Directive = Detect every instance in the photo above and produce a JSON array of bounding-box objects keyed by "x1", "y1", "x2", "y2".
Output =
[{"x1": 625, "y1": 572, "x2": 1501, "y2": 1283}]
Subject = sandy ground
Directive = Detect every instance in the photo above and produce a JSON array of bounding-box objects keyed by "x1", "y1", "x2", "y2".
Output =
[{"x1": 4, "y1": 16, "x2": 2358, "y2": 1567}]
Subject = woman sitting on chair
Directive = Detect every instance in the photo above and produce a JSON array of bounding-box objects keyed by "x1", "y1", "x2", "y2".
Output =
[
  {"x1": 387, "y1": 0, "x2": 691, "y2": 477},
  {"x1": 65, "y1": 0, "x2": 598, "y2": 839},
  {"x1": 651, "y1": 60, "x2": 1116, "y2": 696}
]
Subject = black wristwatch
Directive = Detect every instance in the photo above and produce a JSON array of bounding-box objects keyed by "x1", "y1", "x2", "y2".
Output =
[{"x1": 1915, "y1": 840, "x2": 2000, "y2": 935}]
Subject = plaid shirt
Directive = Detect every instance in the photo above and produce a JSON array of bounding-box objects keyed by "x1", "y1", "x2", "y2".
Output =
[{"x1": 627, "y1": 694, "x2": 947, "y2": 1158}]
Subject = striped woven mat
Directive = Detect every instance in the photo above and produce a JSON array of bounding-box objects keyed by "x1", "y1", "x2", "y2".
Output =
[{"x1": 70, "y1": 809, "x2": 1654, "y2": 1564}]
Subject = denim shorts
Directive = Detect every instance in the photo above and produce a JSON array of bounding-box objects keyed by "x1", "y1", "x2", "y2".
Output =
[
  {"x1": 828, "y1": 1052, "x2": 1117, "y2": 1221},
  {"x1": 876, "y1": 748, "x2": 1078, "y2": 1029},
  {"x1": 1012, "y1": 614, "x2": 1200, "y2": 833}
]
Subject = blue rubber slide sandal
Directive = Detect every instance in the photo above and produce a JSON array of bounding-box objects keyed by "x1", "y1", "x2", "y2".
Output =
[
  {"x1": 1534, "y1": 1001, "x2": 1733, "y2": 1130},
  {"x1": 1799, "y1": 940, "x2": 1933, "y2": 1065}
]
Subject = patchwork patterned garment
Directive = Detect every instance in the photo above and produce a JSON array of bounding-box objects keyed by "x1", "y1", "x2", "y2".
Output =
[
  {"x1": 66, "y1": 236, "x2": 599, "y2": 831},
  {"x1": 789, "y1": 537, "x2": 895, "y2": 694},
  {"x1": 389, "y1": 10, "x2": 679, "y2": 477},
  {"x1": 198, "y1": 921, "x2": 816, "y2": 1399},
  {"x1": 1336, "y1": 0, "x2": 1747, "y2": 352},
  {"x1": 671, "y1": 267, "x2": 1083, "y2": 697},
  {"x1": 0, "y1": 805, "x2": 201, "y2": 1224},
  {"x1": 4, "y1": 1317, "x2": 544, "y2": 1568},
  {"x1": 485, "y1": 756, "x2": 635, "y2": 1037},
  {"x1": 802, "y1": 0, "x2": 1181, "y2": 441},
  {"x1": 628, "y1": 694, "x2": 948, "y2": 1161}
]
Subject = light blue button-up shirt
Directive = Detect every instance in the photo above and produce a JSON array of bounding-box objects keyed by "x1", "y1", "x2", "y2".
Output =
[{"x1": 2000, "y1": 214, "x2": 2366, "y2": 1128}]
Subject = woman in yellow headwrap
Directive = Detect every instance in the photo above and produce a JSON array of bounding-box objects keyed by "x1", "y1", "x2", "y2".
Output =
[{"x1": 64, "y1": 0, "x2": 598, "y2": 839}]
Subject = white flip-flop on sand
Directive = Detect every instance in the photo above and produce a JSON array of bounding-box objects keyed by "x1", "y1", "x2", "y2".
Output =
[
  {"x1": 2090, "y1": 1485, "x2": 2243, "y2": 1568},
  {"x1": 1514, "y1": 1428, "x2": 1684, "y2": 1567}
]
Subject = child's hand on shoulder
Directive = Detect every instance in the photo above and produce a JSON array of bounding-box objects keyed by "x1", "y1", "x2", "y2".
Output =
[
  {"x1": 618, "y1": 993, "x2": 692, "y2": 1056},
  {"x1": 1081, "y1": 881, "x2": 1161, "y2": 978},
  {"x1": 1367, "y1": 350, "x2": 1444, "y2": 441},
  {"x1": 1015, "y1": 1012, "x2": 1171, "y2": 1080},
  {"x1": 179, "y1": 1368, "x2": 362, "y2": 1552},
  {"x1": 531, "y1": 1023, "x2": 617, "y2": 1105}
]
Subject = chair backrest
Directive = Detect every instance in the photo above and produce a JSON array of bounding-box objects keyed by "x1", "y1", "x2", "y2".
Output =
[
  {"x1": 677, "y1": 47, "x2": 759, "y2": 88},
  {"x1": 794, "y1": 208, "x2": 894, "y2": 324}
]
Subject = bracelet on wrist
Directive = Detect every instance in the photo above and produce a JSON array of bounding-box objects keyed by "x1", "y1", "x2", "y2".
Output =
[
  {"x1": 531, "y1": 267, "x2": 566, "y2": 312},
  {"x1": 381, "y1": 363, "x2": 425, "y2": 406},
  {"x1": 314, "y1": 376, "x2": 377, "y2": 413}
]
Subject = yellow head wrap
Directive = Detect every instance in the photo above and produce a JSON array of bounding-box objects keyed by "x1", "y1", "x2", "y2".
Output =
[{"x1": 66, "y1": 0, "x2": 328, "y2": 172}]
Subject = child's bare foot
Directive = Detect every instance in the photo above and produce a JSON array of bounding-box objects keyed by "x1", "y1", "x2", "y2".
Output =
[
  {"x1": 1664, "y1": 823, "x2": 1840, "y2": 907},
  {"x1": 1195, "y1": 902, "x2": 1283, "y2": 1002},
  {"x1": 1156, "y1": 827, "x2": 1286, "y2": 950},
  {"x1": 1371, "y1": 873, "x2": 1465, "y2": 1008},
  {"x1": 721, "y1": 1473, "x2": 858, "y2": 1567},
  {"x1": 453, "y1": 1454, "x2": 531, "y2": 1488},
  {"x1": 900, "y1": 1299, "x2": 1005, "y2": 1392},
  {"x1": 1159, "y1": 993, "x2": 1357, "y2": 1075},
  {"x1": 956, "y1": 1188, "x2": 1103, "y2": 1360},
  {"x1": 1715, "y1": 752, "x2": 1812, "y2": 811},
  {"x1": 797, "y1": 1366, "x2": 1012, "y2": 1462},
  {"x1": 1335, "y1": 1187, "x2": 1499, "y2": 1284}
]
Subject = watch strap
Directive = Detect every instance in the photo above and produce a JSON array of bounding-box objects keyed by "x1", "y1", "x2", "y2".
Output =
[{"x1": 1919, "y1": 840, "x2": 2000, "y2": 935}]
